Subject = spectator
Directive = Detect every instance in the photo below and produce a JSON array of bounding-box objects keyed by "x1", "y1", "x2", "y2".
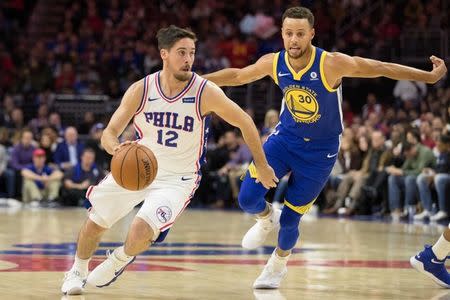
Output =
[
  {"x1": 323, "y1": 135, "x2": 362, "y2": 214},
  {"x1": 362, "y1": 93, "x2": 382, "y2": 120},
  {"x1": 0, "y1": 143, "x2": 15, "y2": 199},
  {"x1": 21, "y1": 148, "x2": 63, "y2": 207},
  {"x1": 415, "y1": 135, "x2": 450, "y2": 221},
  {"x1": 28, "y1": 104, "x2": 49, "y2": 137},
  {"x1": 38, "y1": 132, "x2": 56, "y2": 169},
  {"x1": 48, "y1": 112, "x2": 65, "y2": 137},
  {"x1": 54, "y1": 126, "x2": 84, "y2": 170},
  {"x1": 393, "y1": 80, "x2": 427, "y2": 110},
  {"x1": 54, "y1": 62, "x2": 76, "y2": 93},
  {"x1": 78, "y1": 111, "x2": 96, "y2": 135},
  {"x1": 341, "y1": 131, "x2": 388, "y2": 215},
  {"x1": 6, "y1": 107, "x2": 25, "y2": 132},
  {"x1": 9, "y1": 128, "x2": 35, "y2": 172},
  {"x1": 387, "y1": 141, "x2": 436, "y2": 220},
  {"x1": 261, "y1": 109, "x2": 279, "y2": 137},
  {"x1": 85, "y1": 123, "x2": 111, "y2": 171},
  {"x1": 61, "y1": 148, "x2": 102, "y2": 206},
  {"x1": 420, "y1": 120, "x2": 436, "y2": 149}
]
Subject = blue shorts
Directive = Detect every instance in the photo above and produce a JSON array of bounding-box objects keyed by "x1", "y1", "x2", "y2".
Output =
[{"x1": 245, "y1": 131, "x2": 340, "y2": 213}]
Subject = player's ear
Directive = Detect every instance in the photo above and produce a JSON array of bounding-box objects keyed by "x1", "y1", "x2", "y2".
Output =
[
  {"x1": 310, "y1": 28, "x2": 315, "y2": 40},
  {"x1": 160, "y1": 49, "x2": 168, "y2": 60}
]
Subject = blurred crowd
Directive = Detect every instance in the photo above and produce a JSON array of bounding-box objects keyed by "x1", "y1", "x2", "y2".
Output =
[{"x1": 0, "y1": 0, "x2": 449, "y2": 222}]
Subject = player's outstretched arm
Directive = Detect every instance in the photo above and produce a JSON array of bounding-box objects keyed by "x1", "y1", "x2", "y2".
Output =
[
  {"x1": 101, "y1": 79, "x2": 144, "y2": 155},
  {"x1": 203, "y1": 53, "x2": 274, "y2": 87},
  {"x1": 328, "y1": 53, "x2": 447, "y2": 84},
  {"x1": 201, "y1": 82, "x2": 278, "y2": 189}
]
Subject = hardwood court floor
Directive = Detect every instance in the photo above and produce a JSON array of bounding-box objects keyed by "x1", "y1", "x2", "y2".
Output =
[{"x1": 0, "y1": 207, "x2": 449, "y2": 300}]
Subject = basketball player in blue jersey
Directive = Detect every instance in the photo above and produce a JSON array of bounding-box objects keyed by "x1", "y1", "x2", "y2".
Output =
[
  {"x1": 61, "y1": 25, "x2": 278, "y2": 295},
  {"x1": 204, "y1": 6, "x2": 447, "y2": 289}
]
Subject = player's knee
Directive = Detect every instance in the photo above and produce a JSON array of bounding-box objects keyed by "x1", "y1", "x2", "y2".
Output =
[
  {"x1": 238, "y1": 186, "x2": 256, "y2": 211},
  {"x1": 84, "y1": 218, "x2": 107, "y2": 236},
  {"x1": 279, "y1": 207, "x2": 302, "y2": 230},
  {"x1": 129, "y1": 218, "x2": 155, "y2": 242}
]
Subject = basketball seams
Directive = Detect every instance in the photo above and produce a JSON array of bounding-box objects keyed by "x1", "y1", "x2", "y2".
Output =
[
  {"x1": 135, "y1": 145, "x2": 140, "y2": 190},
  {"x1": 119, "y1": 145, "x2": 135, "y2": 188},
  {"x1": 137, "y1": 145, "x2": 157, "y2": 183}
]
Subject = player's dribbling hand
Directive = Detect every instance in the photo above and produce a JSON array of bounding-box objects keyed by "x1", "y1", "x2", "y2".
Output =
[
  {"x1": 429, "y1": 56, "x2": 447, "y2": 83},
  {"x1": 112, "y1": 140, "x2": 138, "y2": 154},
  {"x1": 255, "y1": 164, "x2": 279, "y2": 189}
]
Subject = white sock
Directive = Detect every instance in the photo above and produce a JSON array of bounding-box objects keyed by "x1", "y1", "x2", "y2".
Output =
[
  {"x1": 270, "y1": 249, "x2": 290, "y2": 272},
  {"x1": 73, "y1": 254, "x2": 90, "y2": 277},
  {"x1": 432, "y1": 235, "x2": 450, "y2": 260},
  {"x1": 113, "y1": 246, "x2": 134, "y2": 262},
  {"x1": 258, "y1": 203, "x2": 273, "y2": 220}
]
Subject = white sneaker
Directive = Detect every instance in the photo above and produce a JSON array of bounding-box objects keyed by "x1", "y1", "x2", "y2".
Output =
[
  {"x1": 253, "y1": 250, "x2": 288, "y2": 289},
  {"x1": 29, "y1": 200, "x2": 40, "y2": 208},
  {"x1": 86, "y1": 250, "x2": 135, "y2": 287},
  {"x1": 413, "y1": 210, "x2": 430, "y2": 221},
  {"x1": 61, "y1": 269, "x2": 86, "y2": 295},
  {"x1": 430, "y1": 211, "x2": 448, "y2": 222},
  {"x1": 242, "y1": 208, "x2": 281, "y2": 249}
]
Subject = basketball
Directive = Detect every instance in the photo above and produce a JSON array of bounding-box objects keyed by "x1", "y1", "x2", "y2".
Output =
[{"x1": 110, "y1": 143, "x2": 158, "y2": 191}]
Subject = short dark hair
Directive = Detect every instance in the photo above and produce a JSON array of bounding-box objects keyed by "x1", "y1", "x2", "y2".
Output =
[
  {"x1": 156, "y1": 25, "x2": 197, "y2": 50},
  {"x1": 407, "y1": 128, "x2": 421, "y2": 143},
  {"x1": 282, "y1": 7, "x2": 314, "y2": 27}
]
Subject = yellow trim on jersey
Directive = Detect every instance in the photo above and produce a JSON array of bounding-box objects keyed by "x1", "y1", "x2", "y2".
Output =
[
  {"x1": 284, "y1": 198, "x2": 316, "y2": 215},
  {"x1": 320, "y1": 51, "x2": 337, "y2": 92},
  {"x1": 247, "y1": 162, "x2": 258, "y2": 179},
  {"x1": 284, "y1": 46, "x2": 316, "y2": 81},
  {"x1": 272, "y1": 52, "x2": 280, "y2": 86}
]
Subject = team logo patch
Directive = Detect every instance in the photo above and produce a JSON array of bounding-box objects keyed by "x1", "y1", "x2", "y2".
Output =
[
  {"x1": 156, "y1": 206, "x2": 172, "y2": 223},
  {"x1": 284, "y1": 86, "x2": 321, "y2": 123},
  {"x1": 182, "y1": 97, "x2": 195, "y2": 103}
]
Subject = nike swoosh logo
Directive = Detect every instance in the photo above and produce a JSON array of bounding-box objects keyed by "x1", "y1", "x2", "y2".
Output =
[
  {"x1": 181, "y1": 177, "x2": 193, "y2": 181},
  {"x1": 327, "y1": 153, "x2": 338, "y2": 158},
  {"x1": 278, "y1": 72, "x2": 291, "y2": 77},
  {"x1": 431, "y1": 258, "x2": 445, "y2": 264},
  {"x1": 148, "y1": 97, "x2": 159, "y2": 101}
]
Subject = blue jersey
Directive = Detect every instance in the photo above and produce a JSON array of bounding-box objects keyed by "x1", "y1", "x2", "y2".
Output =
[{"x1": 273, "y1": 47, "x2": 343, "y2": 139}]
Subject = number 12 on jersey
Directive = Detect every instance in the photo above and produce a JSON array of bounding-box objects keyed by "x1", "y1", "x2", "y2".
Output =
[{"x1": 157, "y1": 130, "x2": 178, "y2": 147}]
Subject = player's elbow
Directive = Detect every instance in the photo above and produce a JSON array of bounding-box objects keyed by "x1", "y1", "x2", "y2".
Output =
[{"x1": 236, "y1": 113, "x2": 256, "y2": 134}]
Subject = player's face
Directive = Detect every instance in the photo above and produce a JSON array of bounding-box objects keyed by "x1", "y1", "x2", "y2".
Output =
[
  {"x1": 281, "y1": 18, "x2": 315, "y2": 59},
  {"x1": 163, "y1": 38, "x2": 195, "y2": 82}
]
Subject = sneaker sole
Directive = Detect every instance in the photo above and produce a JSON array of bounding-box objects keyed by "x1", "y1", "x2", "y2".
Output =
[
  {"x1": 410, "y1": 256, "x2": 450, "y2": 288},
  {"x1": 253, "y1": 269, "x2": 287, "y2": 289},
  {"x1": 253, "y1": 283, "x2": 280, "y2": 289},
  {"x1": 96, "y1": 256, "x2": 136, "y2": 288},
  {"x1": 63, "y1": 286, "x2": 83, "y2": 295}
]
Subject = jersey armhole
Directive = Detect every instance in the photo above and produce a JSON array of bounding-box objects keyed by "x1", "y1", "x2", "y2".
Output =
[
  {"x1": 320, "y1": 52, "x2": 338, "y2": 92},
  {"x1": 195, "y1": 79, "x2": 208, "y2": 120},
  {"x1": 134, "y1": 75, "x2": 148, "y2": 115},
  {"x1": 272, "y1": 52, "x2": 280, "y2": 86}
]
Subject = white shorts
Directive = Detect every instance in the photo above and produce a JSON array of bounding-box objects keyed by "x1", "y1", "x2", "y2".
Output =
[{"x1": 86, "y1": 172, "x2": 199, "y2": 239}]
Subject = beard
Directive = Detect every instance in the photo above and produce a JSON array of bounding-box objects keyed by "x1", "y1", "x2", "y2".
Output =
[
  {"x1": 287, "y1": 47, "x2": 307, "y2": 59},
  {"x1": 173, "y1": 71, "x2": 191, "y2": 82}
]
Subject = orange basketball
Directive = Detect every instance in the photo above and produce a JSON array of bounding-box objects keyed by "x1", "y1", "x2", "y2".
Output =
[{"x1": 110, "y1": 143, "x2": 158, "y2": 191}]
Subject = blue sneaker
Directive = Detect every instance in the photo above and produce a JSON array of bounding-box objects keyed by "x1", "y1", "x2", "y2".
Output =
[{"x1": 410, "y1": 244, "x2": 450, "y2": 288}]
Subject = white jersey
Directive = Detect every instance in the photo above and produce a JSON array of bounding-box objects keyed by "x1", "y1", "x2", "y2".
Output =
[{"x1": 133, "y1": 71, "x2": 210, "y2": 177}]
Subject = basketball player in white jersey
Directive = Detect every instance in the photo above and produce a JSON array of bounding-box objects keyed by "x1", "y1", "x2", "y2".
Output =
[{"x1": 61, "y1": 25, "x2": 278, "y2": 295}]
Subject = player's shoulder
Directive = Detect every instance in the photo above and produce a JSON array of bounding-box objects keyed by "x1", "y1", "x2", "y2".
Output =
[
  {"x1": 323, "y1": 51, "x2": 351, "y2": 64},
  {"x1": 257, "y1": 52, "x2": 277, "y2": 64},
  {"x1": 198, "y1": 78, "x2": 221, "y2": 96},
  {"x1": 128, "y1": 75, "x2": 149, "y2": 92}
]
